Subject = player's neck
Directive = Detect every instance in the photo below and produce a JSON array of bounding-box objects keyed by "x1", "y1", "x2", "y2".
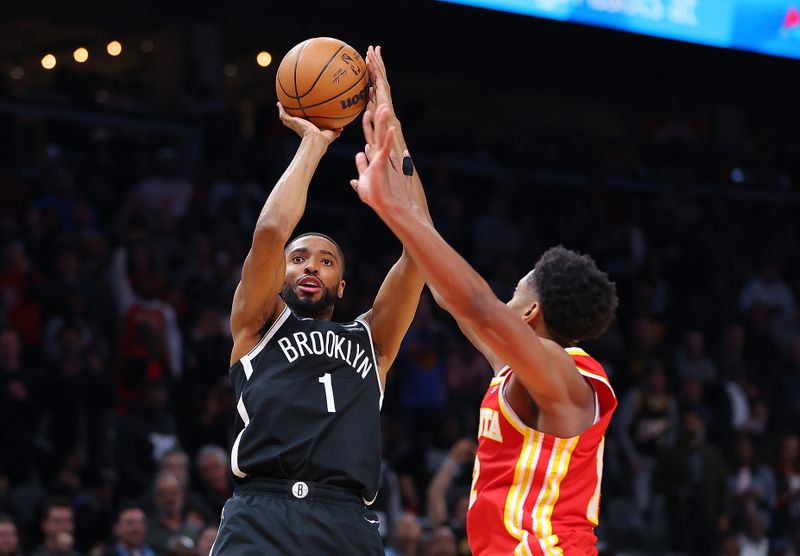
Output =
[
  {"x1": 286, "y1": 303, "x2": 335, "y2": 321},
  {"x1": 533, "y1": 322, "x2": 555, "y2": 344}
]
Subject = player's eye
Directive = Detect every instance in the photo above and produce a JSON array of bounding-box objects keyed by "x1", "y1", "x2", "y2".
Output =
[
  {"x1": 292, "y1": 256, "x2": 304, "y2": 264},
  {"x1": 322, "y1": 258, "x2": 332, "y2": 266}
]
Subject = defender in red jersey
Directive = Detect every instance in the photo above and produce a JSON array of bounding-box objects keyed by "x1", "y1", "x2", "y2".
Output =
[{"x1": 350, "y1": 105, "x2": 619, "y2": 555}]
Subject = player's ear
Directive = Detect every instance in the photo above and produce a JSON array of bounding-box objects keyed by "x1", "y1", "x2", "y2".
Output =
[
  {"x1": 522, "y1": 301, "x2": 539, "y2": 325},
  {"x1": 337, "y1": 280, "x2": 346, "y2": 299}
]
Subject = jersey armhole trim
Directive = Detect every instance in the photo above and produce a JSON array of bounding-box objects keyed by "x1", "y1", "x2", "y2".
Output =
[
  {"x1": 356, "y1": 317, "x2": 384, "y2": 409},
  {"x1": 244, "y1": 304, "x2": 292, "y2": 360},
  {"x1": 576, "y1": 367, "x2": 617, "y2": 399},
  {"x1": 499, "y1": 369, "x2": 597, "y2": 440}
]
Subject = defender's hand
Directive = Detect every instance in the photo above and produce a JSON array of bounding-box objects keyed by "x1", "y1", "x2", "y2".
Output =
[
  {"x1": 365, "y1": 46, "x2": 396, "y2": 122},
  {"x1": 351, "y1": 105, "x2": 414, "y2": 213}
]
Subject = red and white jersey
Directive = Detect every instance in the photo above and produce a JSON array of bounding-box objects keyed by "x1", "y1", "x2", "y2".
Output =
[{"x1": 466, "y1": 347, "x2": 617, "y2": 556}]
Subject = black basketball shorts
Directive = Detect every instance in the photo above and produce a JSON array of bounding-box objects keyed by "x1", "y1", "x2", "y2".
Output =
[{"x1": 209, "y1": 478, "x2": 383, "y2": 555}]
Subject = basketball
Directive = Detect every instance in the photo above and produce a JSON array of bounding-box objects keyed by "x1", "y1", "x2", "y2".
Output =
[{"x1": 276, "y1": 37, "x2": 369, "y2": 130}]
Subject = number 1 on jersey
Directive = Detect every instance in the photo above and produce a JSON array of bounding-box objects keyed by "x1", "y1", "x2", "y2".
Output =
[{"x1": 318, "y1": 373, "x2": 336, "y2": 413}]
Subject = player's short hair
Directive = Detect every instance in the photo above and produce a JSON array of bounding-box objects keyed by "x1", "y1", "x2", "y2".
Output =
[
  {"x1": 286, "y1": 232, "x2": 345, "y2": 274},
  {"x1": 528, "y1": 245, "x2": 618, "y2": 344}
]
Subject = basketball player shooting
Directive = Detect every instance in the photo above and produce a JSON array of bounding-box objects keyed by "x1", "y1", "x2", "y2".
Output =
[
  {"x1": 352, "y1": 105, "x2": 620, "y2": 555},
  {"x1": 210, "y1": 47, "x2": 431, "y2": 556}
]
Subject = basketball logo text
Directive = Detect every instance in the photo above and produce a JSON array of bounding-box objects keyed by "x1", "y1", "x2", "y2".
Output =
[
  {"x1": 341, "y1": 52, "x2": 362, "y2": 76},
  {"x1": 339, "y1": 84, "x2": 369, "y2": 110}
]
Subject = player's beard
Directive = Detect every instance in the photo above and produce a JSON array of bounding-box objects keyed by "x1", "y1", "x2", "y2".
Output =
[{"x1": 280, "y1": 282, "x2": 338, "y2": 319}]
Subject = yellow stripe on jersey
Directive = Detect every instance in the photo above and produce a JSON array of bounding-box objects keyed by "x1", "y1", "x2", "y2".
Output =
[
  {"x1": 532, "y1": 437, "x2": 580, "y2": 547},
  {"x1": 565, "y1": 347, "x2": 589, "y2": 357},
  {"x1": 517, "y1": 531, "x2": 535, "y2": 556},
  {"x1": 504, "y1": 429, "x2": 541, "y2": 542},
  {"x1": 514, "y1": 533, "x2": 534, "y2": 556}
]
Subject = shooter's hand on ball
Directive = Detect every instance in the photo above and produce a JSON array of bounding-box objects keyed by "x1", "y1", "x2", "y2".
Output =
[{"x1": 277, "y1": 102, "x2": 342, "y2": 144}]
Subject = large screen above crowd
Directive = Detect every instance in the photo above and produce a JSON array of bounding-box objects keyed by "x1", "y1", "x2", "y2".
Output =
[{"x1": 438, "y1": 0, "x2": 800, "y2": 60}]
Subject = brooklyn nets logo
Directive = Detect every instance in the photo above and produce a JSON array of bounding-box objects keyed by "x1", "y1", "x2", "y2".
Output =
[{"x1": 291, "y1": 481, "x2": 309, "y2": 499}]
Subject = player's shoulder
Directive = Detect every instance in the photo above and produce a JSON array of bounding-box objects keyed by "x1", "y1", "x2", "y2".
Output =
[
  {"x1": 565, "y1": 347, "x2": 607, "y2": 376},
  {"x1": 337, "y1": 318, "x2": 370, "y2": 335}
]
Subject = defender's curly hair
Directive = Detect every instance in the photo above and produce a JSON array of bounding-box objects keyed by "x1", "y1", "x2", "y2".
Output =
[{"x1": 528, "y1": 245, "x2": 618, "y2": 344}]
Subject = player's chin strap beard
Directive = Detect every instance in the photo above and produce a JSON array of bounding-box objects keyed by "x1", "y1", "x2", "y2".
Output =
[{"x1": 280, "y1": 284, "x2": 337, "y2": 319}]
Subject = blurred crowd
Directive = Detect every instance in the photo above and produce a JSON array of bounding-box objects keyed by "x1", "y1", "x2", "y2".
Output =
[{"x1": 0, "y1": 64, "x2": 799, "y2": 556}]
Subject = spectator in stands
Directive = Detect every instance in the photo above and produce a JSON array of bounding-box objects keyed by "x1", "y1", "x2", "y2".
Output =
[
  {"x1": 675, "y1": 329, "x2": 717, "y2": 384},
  {"x1": 144, "y1": 472, "x2": 201, "y2": 554},
  {"x1": 114, "y1": 380, "x2": 180, "y2": 501},
  {"x1": 0, "y1": 515, "x2": 20, "y2": 556},
  {"x1": 386, "y1": 513, "x2": 422, "y2": 556},
  {"x1": 655, "y1": 409, "x2": 731, "y2": 555},
  {"x1": 30, "y1": 498, "x2": 79, "y2": 556},
  {"x1": 194, "y1": 525, "x2": 218, "y2": 556},
  {"x1": 130, "y1": 147, "x2": 195, "y2": 232},
  {"x1": 772, "y1": 433, "x2": 800, "y2": 545},
  {"x1": 109, "y1": 243, "x2": 183, "y2": 402},
  {"x1": 422, "y1": 525, "x2": 458, "y2": 556},
  {"x1": 193, "y1": 446, "x2": 231, "y2": 520},
  {"x1": 737, "y1": 507, "x2": 769, "y2": 556},
  {"x1": 426, "y1": 439, "x2": 474, "y2": 556},
  {"x1": 615, "y1": 359, "x2": 677, "y2": 513},
  {"x1": 101, "y1": 505, "x2": 155, "y2": 556},
  {"x1": 739, "y1": 261, "x2": 796, "y2": 334},
  {"x1": 729, "y1": 434, "x2": 776, "y2": 530}
]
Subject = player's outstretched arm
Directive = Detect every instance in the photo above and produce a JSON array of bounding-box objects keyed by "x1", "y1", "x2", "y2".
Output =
[
  {"x1": 361, "y1": 45, "x2": 503, "y2": 372},
  {"x1": 352, "y1": 105, "x2": 591, "y2": 431},
  {"x1": 230, "y1": 105, "x2": 341, "y2": 364},
  {"x1": 355, "y1": 46, "x2": 431, "y2": 384}
]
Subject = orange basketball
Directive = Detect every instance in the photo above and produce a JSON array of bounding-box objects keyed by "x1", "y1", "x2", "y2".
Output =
[{"x1": 276, "y1": 37, "x2": 368, "y2": 130}]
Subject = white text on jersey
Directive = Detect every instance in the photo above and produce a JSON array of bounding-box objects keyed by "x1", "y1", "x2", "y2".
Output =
[
  {"x1": 277, "y1": 330, "x2": 373, "y2": 378},
  {"x1": 478, "y1": 408, "x2": 503, "y2": 442}
]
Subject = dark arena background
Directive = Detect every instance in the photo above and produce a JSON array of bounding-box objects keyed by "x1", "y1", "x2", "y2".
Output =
[{"x1": 1, "y1": 1, "x2": 800, "y2": 555}]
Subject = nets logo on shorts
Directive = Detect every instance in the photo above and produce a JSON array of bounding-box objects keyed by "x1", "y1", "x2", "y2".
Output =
[{"x1": 291, "y1": 481, "x2": 309, "y2": 499}]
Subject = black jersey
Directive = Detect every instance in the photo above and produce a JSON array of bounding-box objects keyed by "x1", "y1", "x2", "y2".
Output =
[{"x1": 228, "y1": 305, "x2": 383, "y2": 502}]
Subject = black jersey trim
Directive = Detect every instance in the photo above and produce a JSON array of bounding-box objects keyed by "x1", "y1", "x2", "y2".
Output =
[{"x1": 355, "y1": 317, "x2": 383, "y2": 409}]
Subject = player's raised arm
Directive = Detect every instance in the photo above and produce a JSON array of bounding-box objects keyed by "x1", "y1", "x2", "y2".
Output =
[
  {"x1": 354, "y1": 46, "x2": 431, "y2": 383},
  {"x1": 352, "y1": 106, "x2": 599, "y2": 436},
  {"x1": 230, "y1": 104, "x2": 341, "y2": 364},
  {"x1": 358, "y1": 48, "x2": 504, "y2": 374}
]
